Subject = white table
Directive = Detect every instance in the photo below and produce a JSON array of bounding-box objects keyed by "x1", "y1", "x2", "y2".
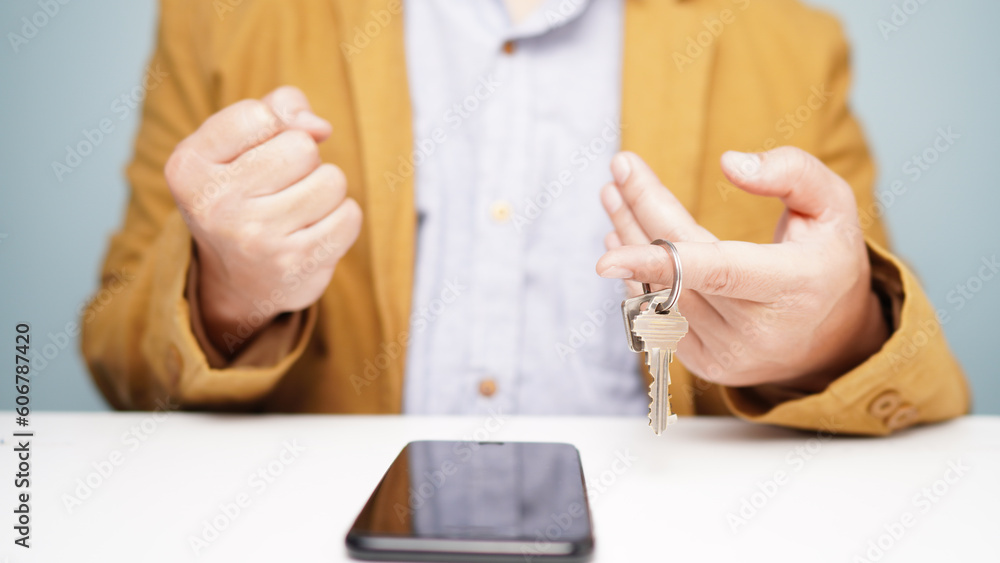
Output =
[{"x1": 1, "y1": 413, "x2": 998, "y2": 562}]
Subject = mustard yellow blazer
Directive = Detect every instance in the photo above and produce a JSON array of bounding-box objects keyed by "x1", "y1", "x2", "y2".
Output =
[{"x1": 82, "y1": 0, "x2": 969, "y2": 435}]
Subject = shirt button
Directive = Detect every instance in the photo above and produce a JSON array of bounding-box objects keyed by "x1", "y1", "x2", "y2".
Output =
[
  {"x1": 502, "y1": 40, "x2": 516, "y2": 55},
  {"x1": 868, "y1": 390, "x2": 902, "y2": 419},
  {"x1": 490, "y1": 200, "x2": 512, "y2": 223},
  {"x1": 478, "y1": 378, "x2": 498, "y2": 397}
]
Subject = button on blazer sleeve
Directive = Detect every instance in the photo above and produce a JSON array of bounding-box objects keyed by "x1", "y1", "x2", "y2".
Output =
[{"x1": 720, "y1": 15, "x2": 971, "y2": 435}]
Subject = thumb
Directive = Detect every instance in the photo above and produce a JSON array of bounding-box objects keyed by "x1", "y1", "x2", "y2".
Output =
[
  {"x1": 262, "y1": 85, "x2": 332, "y2": 142},
  {"x1": 719, "y1": 146, "x2": 856, "y2": 220}
]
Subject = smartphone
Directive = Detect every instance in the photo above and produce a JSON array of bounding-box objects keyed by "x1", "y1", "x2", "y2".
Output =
[{"x1": 346, "y1": 441, "x2": 594, "y2": 562}]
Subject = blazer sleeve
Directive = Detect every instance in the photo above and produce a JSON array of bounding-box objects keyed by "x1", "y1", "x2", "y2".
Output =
[
  {"x1": 80, "y1": 0, "x2": 317, "y2": 410},
  {"x1": 721, "y1": 18, "x2": 971, "y2": 435}
]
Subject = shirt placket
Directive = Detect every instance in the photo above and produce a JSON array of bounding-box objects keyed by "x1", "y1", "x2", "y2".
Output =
[{"x1": 469, "y1": 33, "x2": 529, "y2": 414}]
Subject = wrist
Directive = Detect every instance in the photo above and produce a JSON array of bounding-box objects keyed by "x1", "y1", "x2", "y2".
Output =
[
  {"x1": 193, "y1": 248, "x2": 279, "y2": 357},
  {"x1": 777, "y1": 288, "x2": 890, "y2": 395}
]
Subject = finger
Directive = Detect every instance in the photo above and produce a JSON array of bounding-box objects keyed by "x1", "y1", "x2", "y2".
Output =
[
  {"x1": 290, "y1": 197, "x2": 363, "y2": 259},
  {"x1": 604, "y1": 231, "x2": 644, "y2": 296},
  {"x1": 261, "y1": 86, "x2": 332, "y2": 142},
  {"x1": 604, "y1": 231, "x2": 622, "y2": 250},
  {"x1": 185, "y1": 99, "x2": 286, "y2": 163},
  {"x1": 596, "y1": 241, "x2": 807, "y2": 302},
  {"x1": 256, "y1": 163, "x2": 348, "y2": 235},
  {"x1": 601, "y1": 183, "x2": 650, "y2": 245},
  {"x1": 232, "y1": 129, "x2": 322, "y2": 197},
  {"x1": 611, "y1": 151, "x2": 717, "y2": 243},
  {"x1": 720, "y1": 147, "x2": 857, "y2": 220}
]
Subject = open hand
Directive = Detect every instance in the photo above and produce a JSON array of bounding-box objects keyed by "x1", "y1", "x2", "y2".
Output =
[{"x1": 596, "y1": 148, "x2": 889, "y2": 392}]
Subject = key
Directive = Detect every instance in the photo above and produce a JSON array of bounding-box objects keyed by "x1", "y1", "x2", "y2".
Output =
[
  {"x1": 632, "y1": 301, "x2": 688, "y2": 435},
  {"x1": 619, "y1": 239, "x2": 687, "y2": 435}
]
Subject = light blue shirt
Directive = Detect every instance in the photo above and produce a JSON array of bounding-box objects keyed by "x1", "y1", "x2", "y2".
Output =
[{"x1": 403, "y1": 0, "x2": 646, "y2": 415}]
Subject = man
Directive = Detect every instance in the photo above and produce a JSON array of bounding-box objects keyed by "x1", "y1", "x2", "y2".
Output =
[{"x1": 82, "y1": 0, "x2": 969, "y2": 435}]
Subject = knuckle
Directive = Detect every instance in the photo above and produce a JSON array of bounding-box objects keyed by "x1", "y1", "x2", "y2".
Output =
[
  {"x1": 274, "y1": 251, "x2": 300, "y2": 278},
  {"x1": 702, "y1": 247, "x2": 738, "y2": 294},
  {"x1": 781, "y1": 147, "x2": 817, "y2": 184},
  {"x1": 341, "y1": 197, "x2": 363, "y2": 221},
  {"x1": 268, "y1": 86, "x2": 307, "y2": 117},
  {"x1": 703, "y1": 269, "x2": 732, "y2": 294},
  {"x1": 236, "y1": 220, "x2": 265, "y2": 247},
  {"x1": 632, "y1": 189, "x2": 657, "y2": 218},
  {"x1": 282, "y1": 129, "x2": 320, "y2": 162},
  {"x1": 274, "y1": 85, "x2": 304, "y2": 98},
  {"x1": 612, "y1": 206, "x2": 637, "y2": 232},
  {"x1": 164, "y1": 142, "x2": 197, "y2": 190},
  {"x1": 324, "y1": 163, "x2": 348, "y2": 189},
  {"x1": 236, "y1": 99, "x2": 280, "y2": 138},
  {"x1": 314, "y1": 162, "x2": 346, "y2": 190},
  {"x1": 299, "y1": 165, "x2": 341, "y2": 208},
  {"x1": 641, "y1": 247, "x2": 673, "y2": 285},
  {"x1": 337, "y1": 198, "x2": 364, "y2": 239},
  {"x1": 189, "y1": 177, "x2": 229, "y2": 220}
]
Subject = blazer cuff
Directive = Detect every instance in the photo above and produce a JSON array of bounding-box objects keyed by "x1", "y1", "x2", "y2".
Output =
[
  {"x1": 721, "y1": 237, "x2": 970, "y2": 435},
  {"x1": 186, "y1": 251, "x2": 307, "y2": 370},
  {"x1": 142, "y1": 212, "x2": 317, "y2": 407}
]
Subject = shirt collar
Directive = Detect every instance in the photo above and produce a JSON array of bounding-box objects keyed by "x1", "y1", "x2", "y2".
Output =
[{"x1": 501, "y1": 0, "x2": 594, "y2": 40}]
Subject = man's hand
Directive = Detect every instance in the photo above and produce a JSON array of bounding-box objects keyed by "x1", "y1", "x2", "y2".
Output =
[
  {"x1": 165, "y1": 86, "x2": 362, "y2": 355},
  {"x1": 596, "y1": 148, "x2": 889, "y2": 392}
]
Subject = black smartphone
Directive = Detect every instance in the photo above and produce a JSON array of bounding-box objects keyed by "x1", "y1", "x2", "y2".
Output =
[{"x1": 346, "y1": 441, "x2": 594, "y2": 562}]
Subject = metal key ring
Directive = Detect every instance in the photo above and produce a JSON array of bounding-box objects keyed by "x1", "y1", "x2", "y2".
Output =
[{"x1": 640, "y1": 239, "x2": 682, "y2": 314}]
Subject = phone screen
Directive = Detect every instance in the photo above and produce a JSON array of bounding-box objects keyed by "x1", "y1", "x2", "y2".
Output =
[{"x1": 346, "y1": 441, "x2": 594, "y2": 562}]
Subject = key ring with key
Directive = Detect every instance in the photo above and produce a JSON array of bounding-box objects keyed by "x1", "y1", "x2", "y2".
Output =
[
  {"x1": 641, "y1": 239, "x2": 682, "y2": 314},
  {"x1": 620, "y1": 239, "x2": 688, "y2": 434},
  {"x1": 620, "y1": 239, "x2": 683, "y2": 353}
]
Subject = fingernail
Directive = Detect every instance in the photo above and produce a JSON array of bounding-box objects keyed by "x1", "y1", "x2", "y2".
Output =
[
  {"x1": 599, "y1": 266, "x2": 633, "y2": 279},
  {"x1": 611, "y1": 153, "x2": 632, "y2": 185},
  {"x1": 292, "y1": 110, "x2": 330, "y2": 131},
  {"x1": 723, "y1": 151, "x2": 761, "y2": 179},
  {"x1": 602, "y1": 184, "x2": 623, "y2": 213}
]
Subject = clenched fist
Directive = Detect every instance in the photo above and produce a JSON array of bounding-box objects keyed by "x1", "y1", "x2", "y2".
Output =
[
  {"x1": 597, "y1": 148, "x2": 889, "y2": 393},
  {"x1": 165, "y1": 86, "x2": 362, "y2": 356}
]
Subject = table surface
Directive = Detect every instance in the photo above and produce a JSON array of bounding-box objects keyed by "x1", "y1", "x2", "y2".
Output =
[{"x1": 1, "y1": 413, "x2": 998, "y2": 562}]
